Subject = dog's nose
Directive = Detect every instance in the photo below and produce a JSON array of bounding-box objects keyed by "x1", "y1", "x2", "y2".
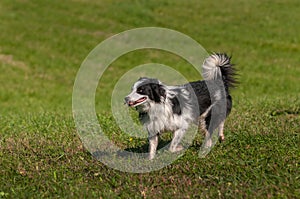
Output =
[{"x1": 124, "y1": 96, "x2": 130, "y2": 104}]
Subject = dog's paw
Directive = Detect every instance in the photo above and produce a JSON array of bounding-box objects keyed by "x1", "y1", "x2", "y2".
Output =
[
  {"x1": 148, "y1": 154, "x2": 155, "y2": 160},
  {"x1": 169, "y1": 144, "x2": 184, "y2": 153},
  {"x1": 219, "y1": 136, "x2": 225, "y2": 143},
  {"x1": 204, "y1": 139, "x2": 212, "y2": 148}
]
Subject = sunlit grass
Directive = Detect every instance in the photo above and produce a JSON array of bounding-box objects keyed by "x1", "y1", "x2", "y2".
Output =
[{"x1": 0, "y1": 0, "x2": 299, "y2": 198}]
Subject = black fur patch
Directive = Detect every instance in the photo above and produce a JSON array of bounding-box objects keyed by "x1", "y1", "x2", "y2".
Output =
[
  {"x1": 188, "y1": 80, "x2": 233, "y2": 130},
  {"x1": 170, "y1": 97, "x2": 181, "y2": 115},
  {"x1": 216, "y1": 53, "x2": 238, "y2": 89},
  {"x1": 137, "y1": 83, "x2": 166, "y2": 103}
]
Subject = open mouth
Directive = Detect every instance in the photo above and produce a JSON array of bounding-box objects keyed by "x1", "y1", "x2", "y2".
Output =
[{"x1": 128, "y1": 97, "x2": 147, "y2": 107}]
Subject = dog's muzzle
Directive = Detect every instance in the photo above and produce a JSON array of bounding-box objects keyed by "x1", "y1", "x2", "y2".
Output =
[
  {"x1": 124, "y1": 96, "x2": 147, "y2": 107},
  {"x1": 124, "y1": 96, "x2": 130, "y2": 105}
]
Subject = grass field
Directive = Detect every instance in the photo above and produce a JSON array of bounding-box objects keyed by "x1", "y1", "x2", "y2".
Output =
[{"x1": 1, "y1": 0, "x2": 300, "y2": 198}]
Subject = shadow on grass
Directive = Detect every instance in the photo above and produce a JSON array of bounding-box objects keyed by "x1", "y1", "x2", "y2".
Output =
[
  {"x1": 124, "y1": 139, "x2": 171, "y2": 153},
  {"x1": 91, "y1": 139, "x2": 172, "y2": 159}
]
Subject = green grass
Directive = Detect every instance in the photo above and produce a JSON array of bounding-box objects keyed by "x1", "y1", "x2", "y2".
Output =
[{"x1": 0, "y1": 0, "x2": 299, "y2": 198}]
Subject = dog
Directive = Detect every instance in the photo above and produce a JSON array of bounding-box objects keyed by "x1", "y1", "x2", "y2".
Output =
[{"x1": 124, "y1": 53, "x2": 237, "y2": 159}]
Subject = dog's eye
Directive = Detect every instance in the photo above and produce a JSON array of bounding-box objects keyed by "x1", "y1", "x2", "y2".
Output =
[{"x1": 137, "y1": 89, "x2": 143, "y2": 93}]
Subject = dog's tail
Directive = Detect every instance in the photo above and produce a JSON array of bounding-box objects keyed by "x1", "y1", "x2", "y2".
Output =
[{"x1": 202, "y1": 53, "x2": 237, "y2": 89}]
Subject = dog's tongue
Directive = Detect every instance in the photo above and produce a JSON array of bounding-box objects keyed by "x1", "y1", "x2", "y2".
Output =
[
  {"x1": 136, "y1": 98, "x2": 144, "y2": 103},
  {"x1": 128, "y1": 97, "x2": 146, "y2": 107}
]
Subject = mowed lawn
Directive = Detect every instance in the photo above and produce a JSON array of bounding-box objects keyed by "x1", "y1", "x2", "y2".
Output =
[{"x1": 0, "y1": 0, "x2": 299, "y2": 198}]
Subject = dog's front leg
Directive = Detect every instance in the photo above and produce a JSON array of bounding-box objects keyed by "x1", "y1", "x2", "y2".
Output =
[
  {"x1": 148, "y1": 134, "x2": 158, "y2": 160},
  {"x1": 169, "y1": 129, "x2": 185, "y2": 153}
]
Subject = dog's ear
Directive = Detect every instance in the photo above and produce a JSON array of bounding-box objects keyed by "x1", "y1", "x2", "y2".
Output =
[
  {"x1": 170, "y1": 96, "x2": 181, "y2": 115},
  {"x1": 158, "y1": 87, "x2": 166, "y2": 98},
  {"x1": 150, "y1": 83, "x2": 165, "y2": 103}
]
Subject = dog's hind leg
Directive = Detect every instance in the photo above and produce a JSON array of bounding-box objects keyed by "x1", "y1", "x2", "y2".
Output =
[
  {"x1": 199, "y1": 105, "x2": 214, "y2": 148},
  {"x1": 204, "y1": 120, "x2": 225, "y2": 147},
  {"x1": 169, "y1": 129, "x2": 185, "y2": 153},
  {"x1": 204, "y1": 129, "x2": 213, "y2": 148},
  {"x1": 148, "y1": 135, "x2": 158, "y2": 160},
  {"x1": 218, "y1": 120, "x2": 225, "y2": 142}
]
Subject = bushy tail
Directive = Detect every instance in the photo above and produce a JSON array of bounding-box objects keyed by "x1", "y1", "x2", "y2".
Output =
[{"x1": 202, "y1": 53, "x2": 237, "y2": 89}]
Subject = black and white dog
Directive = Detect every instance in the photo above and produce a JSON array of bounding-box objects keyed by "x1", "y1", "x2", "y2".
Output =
[{"x1": 125, "y1": 53, "x2": 237, "y2": 159}]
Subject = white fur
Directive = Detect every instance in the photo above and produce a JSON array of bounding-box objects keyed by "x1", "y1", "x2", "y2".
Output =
[
  {"x1": 202, "y1": 53, "x2": 230, "y2": 80},
  {"x1": 126, "y1": 79, "x2": 199, "y2": 159}
]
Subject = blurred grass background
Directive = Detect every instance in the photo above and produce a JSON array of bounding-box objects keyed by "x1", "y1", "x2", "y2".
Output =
[{"x1": 0, "y1": 0, "x2": 299, "y2": 198}]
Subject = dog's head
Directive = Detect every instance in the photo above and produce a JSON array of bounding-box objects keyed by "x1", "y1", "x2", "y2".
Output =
[{"x1": 125, "y1": 77, "x2": 166, "y2": 109}]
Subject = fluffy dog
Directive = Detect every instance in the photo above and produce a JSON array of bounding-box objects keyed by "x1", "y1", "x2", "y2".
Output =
[{"x1": 125, "y1": 53, "x2": 237, "y2": 159}]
